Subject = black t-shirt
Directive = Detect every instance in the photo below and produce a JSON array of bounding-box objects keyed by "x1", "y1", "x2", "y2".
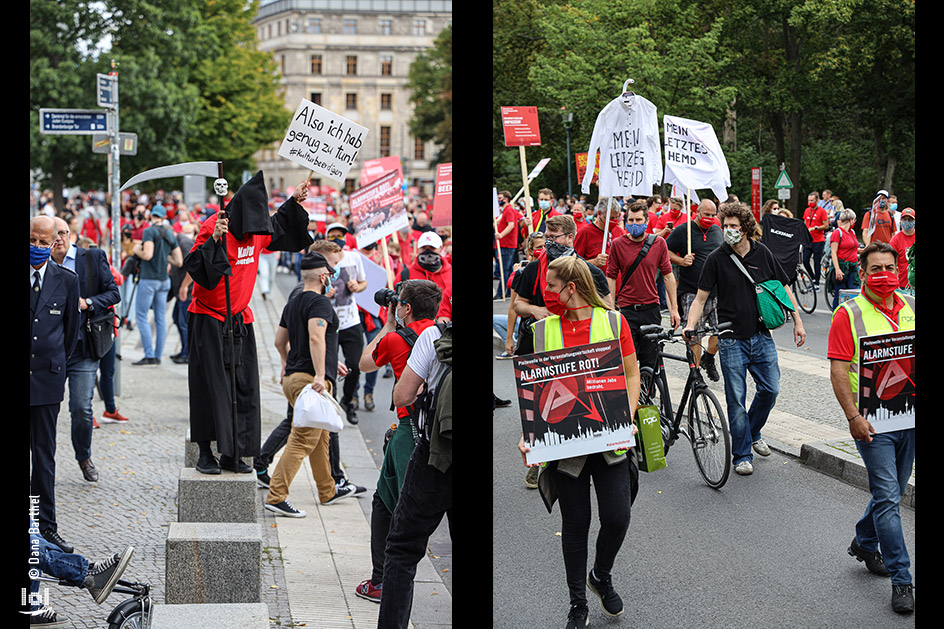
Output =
[
  {"x1": 697, "y1": 240, "x2": 790, "y2": 339},
  {"x1": 760, "y1": 213, "x2": 811, "y2": 284},
  {"x1": 664, "y1": 221, "x2": 723, "y2": 298},
  {"x1": 279, "y1": 289, "x2": 340, "y2": 383},
  {"x1": 515, "y1": 254, "x2": 611, "y2": 308}
]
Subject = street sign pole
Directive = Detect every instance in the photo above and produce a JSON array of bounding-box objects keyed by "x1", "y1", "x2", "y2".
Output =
[{"x1": 103, "y1": 65, "x2": 123, "y2": 396}]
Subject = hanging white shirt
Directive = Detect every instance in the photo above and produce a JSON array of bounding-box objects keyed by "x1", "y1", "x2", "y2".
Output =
[{"x1": 581, "y1": 93, "x2": 662, "y2": 197}]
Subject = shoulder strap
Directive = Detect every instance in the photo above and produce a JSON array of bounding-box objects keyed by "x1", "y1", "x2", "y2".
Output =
[
  {"x1": 728, "y1": 252, "x2": 756, "y2": 286},
  {"x1": 394, "y1": 326, "x2": 419, "y2": 348},
  {"x1": 618, "y1": 234, "x2": 656, "y2": 296}
]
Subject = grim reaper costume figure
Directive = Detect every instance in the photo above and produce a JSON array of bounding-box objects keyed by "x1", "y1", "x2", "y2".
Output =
[{"x1": 184, "y1": 171, "x2": 314, "y2": 474}]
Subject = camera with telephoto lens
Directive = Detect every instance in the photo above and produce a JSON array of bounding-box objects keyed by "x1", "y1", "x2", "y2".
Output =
[{"x1": 374, "y1": 281, "x2": 405, "y2": 308}]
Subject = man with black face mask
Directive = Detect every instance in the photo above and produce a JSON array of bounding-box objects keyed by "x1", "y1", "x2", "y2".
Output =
[{"x1": 398, "y1": 232, "x2": 452, "y2": 311}]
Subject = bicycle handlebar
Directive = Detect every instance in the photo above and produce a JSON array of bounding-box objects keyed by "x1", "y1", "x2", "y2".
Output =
[{"x1": 641, "y1": 321, "x2": 733, "y2": 342}]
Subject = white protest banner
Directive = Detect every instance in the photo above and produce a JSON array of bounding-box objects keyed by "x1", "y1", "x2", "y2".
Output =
[
  {"x1": 349, "y1": 169, "x2": 409, "y2": 249},
  {"x1": 493, "y1": 187, "x2": 500, "y2": 219},
  {"x1": 353, "y1": 251, "x2": 392, "y2": 317},
  {"x1": 663, "y1": 114, "x2": 730, "y2": 202},
  {"x1": 278, "y1": 98, "x2": 369, "y2": 184}
]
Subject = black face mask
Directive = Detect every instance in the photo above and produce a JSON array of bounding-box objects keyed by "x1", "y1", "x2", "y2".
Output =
[
  {"x1": 417, "y1": 252, "x2": 442, "y2": 272},
  {"x1": 545, "y1": 240, "x2": 574, "y2": 261}
]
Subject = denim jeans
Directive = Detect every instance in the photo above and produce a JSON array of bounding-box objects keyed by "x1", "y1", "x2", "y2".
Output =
[
  {"x1": 492, "y1": 314, "x2": 519, "y2": 347},
  {"x1": 717, "y1": 330, "x2": 780, "y2": 465},
  {"x1": 135, "y1": 277, "x2": 171, "y2": 359},
  {"x1": 494, "y1": 247, "x2": 516, "y2": 297},
  {"x1": 379, "y1": 440, "x2": 452, "y2": 628},
  {"x1": 359, "y1": 315, "x2": 382, "y2": 397},
  {"x1": 802, "y1": 241, "x2": 825, "y2": 285},
  {"x1": 29, "y1": 519, "x2": 88, "y2": 607},
  {"x1": 854, "y1": 429, "x2": 915, "y2": 585},
  {"x1": 98, "y1": 340, "x2": 117, "y2": 413},
  {"x1": 67, "y1": 355, "x2": 99, "y2": 461}
]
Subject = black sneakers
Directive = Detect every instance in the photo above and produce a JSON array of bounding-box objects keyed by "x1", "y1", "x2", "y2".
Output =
[
  {"x1": 29, "y1": 604, "x2": 70, "y2": 627},
  {"x1": 41, "y1": 529, "x2": 73, "y2": 554},
  {"x1": 587, "y1": 569, "x2": 624, "y2": 617},
  {"x1": 196, "y1": 453, "x2": 221, "y2": 475},
  {"x1": 700, "y1": 351, "x2": 720, "y2": 382},
  {"x1": 323, "y1": 482, "x2": 357, "y2": 504},
  {"x1": 847, "y1": 538, "x2": 890, "y2": 576},
  {"x1": 565, "y1": 603, "x2": 589, "y2": 628},
  {"x1": 219, "y1": 455, "x2": 253, "y2": 473},
  {"x1": 264, "y1": 500, "x2": 307, "y2": 518},
  {"x1": 891, "y1": 583, "x2": 915, "y2": 614},
  {"x1": 256, "y1": 470, "x2": 271, "y2": 489},
  {"x1": 85, "y1": 545, "x2": 134, "y2": 604}
]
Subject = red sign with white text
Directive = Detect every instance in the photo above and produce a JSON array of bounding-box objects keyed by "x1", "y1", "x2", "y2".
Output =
[
  {"x1": 501, "y1": 106, "x2": 542, "y2": 147},
  {"x1": 431, "y1": 162, "x2": 452, "y2": 227}
]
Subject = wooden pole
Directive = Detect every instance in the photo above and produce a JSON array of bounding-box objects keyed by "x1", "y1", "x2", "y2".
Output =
[
  {"x1": 686, "y1": 188, "x2": 692, "y2": 256},
  {"x1": 519, "y1": 145, "x2": 534, "y2": 234}
]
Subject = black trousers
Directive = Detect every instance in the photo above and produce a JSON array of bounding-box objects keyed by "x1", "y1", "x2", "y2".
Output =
[
  {"x1": 555, "y1": 452, "x2": 633, "y2": 606},
  {"x1": 620, "y1": 304, "x2": 662, "y2": 371},
  {"x1": 378, "y1": 441, "x2": 452, "y2": 628},
  {"x1": 30, "y1": 403, "x2": 60, "y2": 532},
  {"x1": 337, "y1": 324, "x2": 364, "y2": 406}
]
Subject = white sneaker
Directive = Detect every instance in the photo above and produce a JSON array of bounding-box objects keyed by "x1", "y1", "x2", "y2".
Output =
[
  {"x1": 752, "y1": 439, "x2": 771, "y2": 456},
  {"x1": 735, "y1": 461, "x2": 754, "y2": 475}
]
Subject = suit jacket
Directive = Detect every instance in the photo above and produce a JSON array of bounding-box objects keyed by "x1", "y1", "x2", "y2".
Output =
[
  {"x1": 73, "y1": 246, "x2": 121, "y2": 359},
  {"x1": 30, "y1": 261, "x2": 80, "y2": 406}
]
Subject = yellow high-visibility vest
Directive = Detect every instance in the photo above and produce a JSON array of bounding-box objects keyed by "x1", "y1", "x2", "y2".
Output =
[
  {"x1": 532, "y1": 307, "x2": 621, "y2": 352},
  {"x1": 834, "y1": 292, "x2": 915, "y2": 396}
]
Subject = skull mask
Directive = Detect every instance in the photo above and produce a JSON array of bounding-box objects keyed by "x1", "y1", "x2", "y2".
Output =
[{"x1": 214, "y1": 178, "x2": 228, "y2": 197}]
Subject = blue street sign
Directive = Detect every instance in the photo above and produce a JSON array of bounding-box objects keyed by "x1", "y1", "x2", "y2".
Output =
[{"x1": 39, "y1": 109, "x2": 109, "y2": 135}]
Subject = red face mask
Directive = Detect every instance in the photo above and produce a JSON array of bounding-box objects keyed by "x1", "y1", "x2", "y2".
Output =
[
  {"x1": 543, "y1": 284, "x2": 590, "y2": 316},
  {"x1": 865, "y1": 272, "x2": 898, "y2": 298},
  {"x1": 699, "y1": 215, "x2": 718, "y2": 229}
]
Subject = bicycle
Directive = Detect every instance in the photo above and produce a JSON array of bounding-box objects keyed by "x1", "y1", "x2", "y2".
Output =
[
  {"x1": 31, "y1": 570, "x2": 153, "y2": 628},
  {"x1": 637, "y1": 321, "x2": 733, "y2": 488},
  {"x1": 792, "y1": 262, "x2": 817, "y2": 314}
]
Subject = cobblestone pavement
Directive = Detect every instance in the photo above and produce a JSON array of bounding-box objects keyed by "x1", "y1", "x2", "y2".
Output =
[{"x1": 40, "y1": 326, "x2": 292, "y2": 628}]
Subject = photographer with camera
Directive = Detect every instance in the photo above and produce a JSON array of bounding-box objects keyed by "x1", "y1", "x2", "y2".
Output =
[{"x1": 353, "y1": 279, "x2": 442, "y2": 604}]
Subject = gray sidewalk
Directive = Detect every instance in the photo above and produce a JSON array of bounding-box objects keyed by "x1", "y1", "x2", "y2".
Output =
[{"x1": 43, "y1": 271, "x2": 451, "y2": 628}]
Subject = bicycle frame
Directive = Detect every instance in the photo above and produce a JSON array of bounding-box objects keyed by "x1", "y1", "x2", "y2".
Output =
[{"x1": 646, "y1": 334, "x2": 710, "y2": 443}]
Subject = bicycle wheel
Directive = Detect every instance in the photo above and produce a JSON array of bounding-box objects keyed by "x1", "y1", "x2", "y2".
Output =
[
  {"x1": 794, "y1": 267, "x2": 817, "y2": 314},
  {"x1": 639, "y1": 368, "x2": 674, "y2": 454},
  {"x1": 688, "y1": 387, "x2": 731, "y2": 489}
]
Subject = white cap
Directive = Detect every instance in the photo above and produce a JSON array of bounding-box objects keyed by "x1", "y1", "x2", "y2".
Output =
[
  {"x1": 876, "y1": 189, "x2": 889, "y2": 198},
  {"x1": 326, "y1": 222, "x2": 347, "y2": 235},
  {"x1": 417, "y1": 232, "x2": 443, "y2": 250}
]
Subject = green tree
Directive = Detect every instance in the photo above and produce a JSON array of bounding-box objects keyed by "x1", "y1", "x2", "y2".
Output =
[{"x1": 407, "y1": 24, "x2": 453, "y2": 164}]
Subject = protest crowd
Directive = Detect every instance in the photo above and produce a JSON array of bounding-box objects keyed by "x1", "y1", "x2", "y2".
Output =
[
  {"x1": 29, "y1": 175, "x2": 453, "y2": 627},
  {"x1": 496, "y1": 183, "x2": 915, "y2": 626}
]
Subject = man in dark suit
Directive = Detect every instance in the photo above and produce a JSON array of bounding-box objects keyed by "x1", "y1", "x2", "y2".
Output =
[
  {"x1": 30, "y1": 215, "x2": 81, "y2": 553},
  {"x1": 51, "y1": 217, "x2": 120, "y2": 483}
]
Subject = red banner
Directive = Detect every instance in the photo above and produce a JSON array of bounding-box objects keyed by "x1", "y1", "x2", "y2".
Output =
[
  {"x1": 501, "y1": 106, "x2": 542, "y2": 147},
  {"x1": 431, "y1": 163, "x2": 452, "y2": 227},
  {"x1": 575, "y1": 152, "x2": 599, "y2": 185}
]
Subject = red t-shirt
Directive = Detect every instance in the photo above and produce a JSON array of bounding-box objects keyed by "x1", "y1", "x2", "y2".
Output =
[
  {"x1": 861, "y1": 210, "x2": 897, "y2": 244},
  {"x1": 372, "y1": 318, "x2": 437, "y2": 418},
  {"x1": 830, "y1": 227, "x2": 859, "y2": 263},
  {"x1": 605, "y1": 234, "x2": 672, "y2": 307},
  {"x1": 653, "y1": 209, "x2": 688, "y2": 234},
  {"x1": 497, "y1": 204, "x2": 519, "y2": 249},
  {"x1": 436, "y1": 284, "x2": 453, "y2": 320},
  {"x1": 187, "y1": 213, "x2": 271, "y2": 324},
  {"x1": 573, "y1": 220, "x2": 626, "y2": 262},
  {"x1": 827, "y1": 293, "x2": 908, "y2": 362},
  {"x1": 888, "y1": 230, "x2": 915, "y2": 288},
  {"x1": 804, "y1": 205, "x2": 829, "y2": 243},
  {"x1": 559, "y1": 311, "x2": 635, "y2": 358}
]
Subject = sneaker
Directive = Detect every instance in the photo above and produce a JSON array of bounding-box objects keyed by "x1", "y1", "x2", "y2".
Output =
[
  {"x1": 354, "y1": 579, "x2": 382, "y2": 603},
  {"x1": 525, "y1": 466, "x2": 539, "y2": 489},
  {"x1": 41, "y1": 529, "x2": 73, "y2": 554},
  {"x1": 101, "y1": 409, "x2": 129, "y2": 423},
  {"x1": 256, "y1": 471, "x2": 271, "y2": 489},
  {"x1": 891, "y1": 583, "x2": 914, "y2": 614},
  {"x1": 265, "y1": 500, "x2": 307, "y2": 518},
  {"x1": 565, "y1": 603, "x2": 589, "y2": 629},
  {"x1": 364, "y1": 393, "x2": 375, "y2": 411},
  {"x1": 588, "y1": 569, "x2": 624, "y2": 617},
  {"x1": 383, "y1": 365, "x2": 393, "y2": 379},
  {"x1": 323, "y1": 483, "x2": 357, "y2": 504},
  {"x1": 701, "y1": 351, "x2": 720, "y2": 382},
  {"x1": 28, "y1": 604, "x2": 70, "y2": 627},
  {"x1": 847, "y1": 538, "x2": 890, "y2": 576},
  {"x1": 752, "y1": 438, "x2": 771, "y2": 456},
  {"x1": 341, "y1": 400, "x2": 359, "y2": 425},
  {"x1": 734, "y1": 460, "x2": 754, "y2": 475},
  {"x1": 337, "y1": 478, "x2": 367, "y2": 496},
  {"x1": 92, "y1": 417, "x2": 100, "y2": 429},
  {"x1": 131, "y1": 357, "x2": 158, "y2": 366},
  {"x1": 85, "y1": 545, "x2": 134, "y2": 604},
  {"x1": 496, "y1": 351, "x2": 515, "y2": 360}
]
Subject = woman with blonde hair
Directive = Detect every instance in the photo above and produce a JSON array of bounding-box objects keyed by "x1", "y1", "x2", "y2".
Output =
[{"x1": 517, "y1": 254, "x2": 641, "y2": 628}]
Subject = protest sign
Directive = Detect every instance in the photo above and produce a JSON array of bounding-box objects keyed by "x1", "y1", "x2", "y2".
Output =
[
  {"x1": 662, "y1": 114, "x2": 731, "y2": 202},
  {"x1": 857, "y1": 330, "x2": 915, "y2": 433},
  {"x1": 575, "y1": 152, "x2": 599, "y2": 185},
  {"x1": 353, "y1": 251, "x2": 392, "y2": 317},
  {"x1": 278, "y1": 98, "x2": 369, "y2": 184},
  {"x1": 431, "y1": 162, "x2": 452, "y2": 227},
  {"x1": 360, "y1": 155, "x2": 403, "y2": 186},
  {"x1": 515, "y1": 339, "x2": 635, "y2": 465},
  {"x1": 349, "y1": 169, "x2": 409, "y2": 249},
  {"x1": 502, "y1": 106, "x2": 542, "y2": 233}
]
